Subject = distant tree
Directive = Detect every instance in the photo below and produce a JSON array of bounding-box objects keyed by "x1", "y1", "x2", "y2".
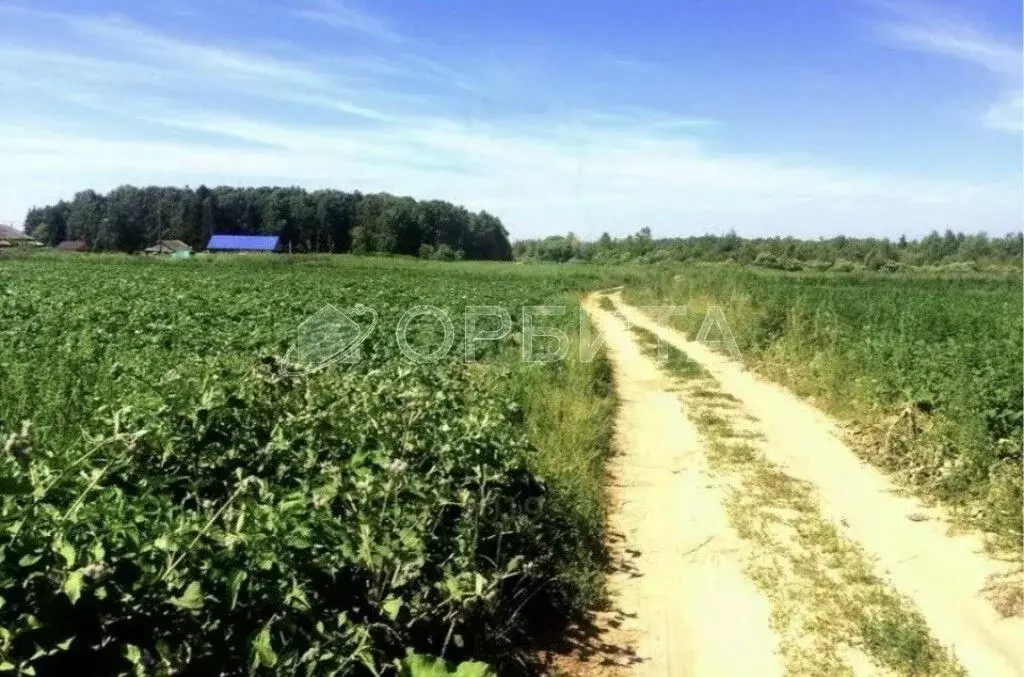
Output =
[
  {"x1": 25, "y1": 185, "x2": 512, "y2": 260},
  {"x1": 434, "y1": 244, "x2": 459, "y2": 261},
  {"x1": 44, "y1": 202, "x2": 70, "y2": 246},
  {"x1": 509, "y1": 228, "x2": 1021, "y2": 269},
  {"x1": 468, "y1": 211, "x2": 512, "y2": 260},
  {"x1": 349, "y1": 225, "x2": 371, "y2": 255}
]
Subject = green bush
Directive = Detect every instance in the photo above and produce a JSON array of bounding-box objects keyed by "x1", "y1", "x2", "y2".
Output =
[
  {"x1": 0, "y1": 359, "x2": 578, "y2": 674},
  {"x1": 0, "y1": 257, "x2": 633, "y2": 674}
]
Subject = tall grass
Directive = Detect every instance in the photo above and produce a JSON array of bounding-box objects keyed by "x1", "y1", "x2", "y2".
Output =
[
  {"x1": 626, "y1": 266, "x2": 1023, "y2": 544},
  {"x1": 500, "y1": 295, "x2": 617, "y2": 612}
]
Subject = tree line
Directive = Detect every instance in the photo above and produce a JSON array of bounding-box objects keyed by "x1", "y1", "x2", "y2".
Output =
[
  {"x1": 514, "y1": 228, "x2": 1023, "y2": 271},
  {"x1": 23, "y1": 186, "x2": 513, "y2": 260}
]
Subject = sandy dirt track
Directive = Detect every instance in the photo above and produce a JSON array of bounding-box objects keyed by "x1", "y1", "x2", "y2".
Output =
[
  {"x1": 606, "y1": 291, "x2": 1024, "y2": 677},
  {"x1": 569, "y1": 295, "x2": 785, "y2": 676}
]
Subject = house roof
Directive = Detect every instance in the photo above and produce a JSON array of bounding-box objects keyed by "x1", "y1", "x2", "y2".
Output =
[
  {"x1": 56, "y1": 240, "x2": 88, "y2": 251},
  {"x1": 145, "y1": 239, "x2": 193, "y2": 253},
  {"x1": 207, "y1": 234, "x2": 280, "y2": 251},
  {"x1": 0, "y1": 225, "x2": 35, "y2": 241}
]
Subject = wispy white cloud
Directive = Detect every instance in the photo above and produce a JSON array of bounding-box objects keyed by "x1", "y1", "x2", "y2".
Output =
[
  {"x1": 873, "y1": 1, "x2": 1022, "y2": 132},
  {"x1": 983, "y1": 92, "x2": 1024, "y2": 133},
  {"x1": 2, "y1": 105, "x2": 1012, "y2": 237},
  {"x1": 293, "y1": 0, "x2": 402, "y2": 42},
  {"x1": 0, "y1": 3, "x2": 1018, "y2": 235},
  {"x1": 69, "y1": 14, "x2": 340, "y2": 89},
  {"x1": 0, "y1": 10, "x2": 414, "y2": 123}
]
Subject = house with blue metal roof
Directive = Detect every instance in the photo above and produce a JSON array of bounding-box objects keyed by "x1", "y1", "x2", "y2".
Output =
[{"x1": 206, "y1": 234, "x2": 281, "y2": 252}]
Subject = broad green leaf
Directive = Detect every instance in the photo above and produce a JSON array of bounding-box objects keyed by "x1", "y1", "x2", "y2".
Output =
[
  {"x1": 286, "y1": 581, "x2": 311, "y2": 611},
  {"x1": 401, "y1": 654, "x2": 447, "y2": 677},
  {"x1": 18, "y1": 554, "x2": 41, "y2": 567},
  {"x1": 53, "y1": 536, "x2": 76, "y2": 568},
  {"x1": 153, "y1": 536, "x2": 175, "y2": 552},
  {"x1": 382, "y1": 596, "x2": 403, "y2": 621},
  {"x1": 90, "y1": 541, "x2": 105, "y2": 562},
  {"x1": 453, "y1": 662, "x2": 495, "y2": 677},
  {"x1": 252, "y1": 625, "x2": 277, "y2": 668},
  {"x1": 400, "y1": 654, "x2": 495, "y2": 677},
  {"x1": 124, "y1": 644, "x2": 142, "y2": 664},
  {"x1": 169, "y1": 581, "x2": 204, "y2": 611},
  {"x1": 63, "y1": 570, "x2": 84, "y2": 604}
]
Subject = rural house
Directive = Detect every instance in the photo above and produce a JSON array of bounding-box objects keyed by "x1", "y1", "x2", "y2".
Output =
[
  {"x1": 0, "y1": 224, "x2": 41, "y2": 247},
  {"x1": 144, "y1": 240, "x2": 193, "y2": 255},
  {"x1": 206, "y1": 234, "x2": 280, "y2": 253}
]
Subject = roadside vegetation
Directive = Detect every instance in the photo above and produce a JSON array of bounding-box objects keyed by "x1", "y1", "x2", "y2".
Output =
[
  {"x1": 625, "y1": 266, "x2": 1023, "y2": 545},
  {"x1": 0, "y1": 256, "x2": 623, "y2": 675}
]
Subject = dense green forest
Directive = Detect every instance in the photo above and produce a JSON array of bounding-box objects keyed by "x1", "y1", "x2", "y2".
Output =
[
  {"x1": 22, "y1": 186, "x2": 513, "y2": 260},
  {"x1": 515, "y1": 228, "x2": 1024, "y2": 271},
  {"x1": 20, "y1": 187, "x2": 1021, "y2": 269}
]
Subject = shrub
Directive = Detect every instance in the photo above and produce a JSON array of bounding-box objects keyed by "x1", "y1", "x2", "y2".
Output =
[{"x1": 0, "y1": 359, "x2": 573, "y2": 674}]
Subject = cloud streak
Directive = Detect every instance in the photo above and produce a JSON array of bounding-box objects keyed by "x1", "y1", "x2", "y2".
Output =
[
  {"x1": 293, "y1": 0, "x2": 402, "y2": 42},
  {"x1": 874, "y1": 1, "x2": 1022, "y2": 132},
  {"x1": 0, "y1": 3, "x2": 1018, "y2": 235}
]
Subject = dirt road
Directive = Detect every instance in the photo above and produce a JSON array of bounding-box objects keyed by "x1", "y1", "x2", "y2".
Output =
[
  {"x1": 571, "y1": 291, "x2": 1023, "y2": 676},
  {"x1": 574, "y1": 294, "x2": 784, "y2": 676}
]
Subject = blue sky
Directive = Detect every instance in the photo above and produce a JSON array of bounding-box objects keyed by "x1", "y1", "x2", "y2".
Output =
[{"x1": 0, "y1": 0, "x2": 1020, "y2": 238}]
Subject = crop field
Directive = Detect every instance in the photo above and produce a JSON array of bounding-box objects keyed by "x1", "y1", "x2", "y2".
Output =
[
  {"x1": 626, "y1": 266, "x2": 1024, "y2": 543},
  {"x1": 1, "y1": 255, "x2": 1020, "y2": 675},
  {"x1": 0, "y1": 255, "x2": 635, "y2": 675}
]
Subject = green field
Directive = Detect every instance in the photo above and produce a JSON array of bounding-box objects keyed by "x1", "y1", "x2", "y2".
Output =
[
  {"x1": 0, "y1": 255, "x2": 634, "y2": 675},
  {"x1": 626, "y1": 266, "x2": 1023, "y2": 543},
  {"x1": 1, "y1": 256, "x2": 1020, "y2": 675}
]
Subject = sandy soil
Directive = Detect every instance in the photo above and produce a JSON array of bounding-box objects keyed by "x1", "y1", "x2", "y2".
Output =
[
  {"x1": 559, "y1": 296, "x2": 785, "y2": 676},
  {"x1": 609, "y1": 291, "x2": 1024, "y2": 677}
]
